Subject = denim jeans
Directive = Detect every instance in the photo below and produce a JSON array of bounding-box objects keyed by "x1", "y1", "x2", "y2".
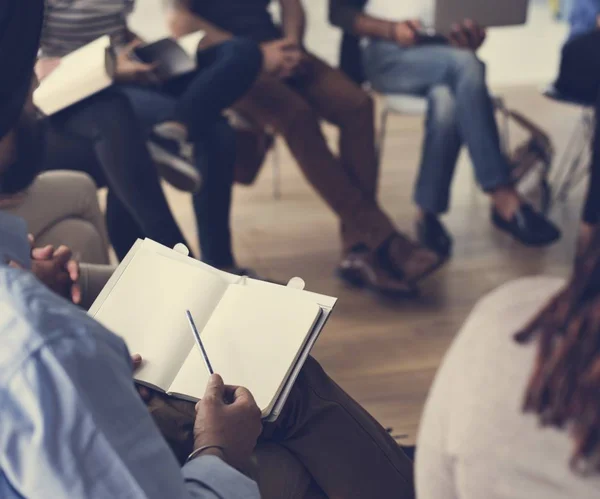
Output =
[{"x1": 362, "y1": 40, "x2": 512, "y2": 214}]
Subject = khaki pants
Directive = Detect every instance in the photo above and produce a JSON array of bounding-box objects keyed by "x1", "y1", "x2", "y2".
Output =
[
  {"x1": 233, "y1": 53, "x2": 396, "y2": 254},
  {"x1": 147, "y1": 356, "x2": 415, "y2": 499},
  {"x1": 2, "y1": 170, "x2": 115, "y2": 308}
]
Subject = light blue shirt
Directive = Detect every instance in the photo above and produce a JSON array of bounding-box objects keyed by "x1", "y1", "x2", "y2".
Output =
[
  {"x1": 0, "y1": 211, "x2": 260, "y2": 498},
  {"x1": 568, "y1": 0, "x2": 600, "y2": 41}
]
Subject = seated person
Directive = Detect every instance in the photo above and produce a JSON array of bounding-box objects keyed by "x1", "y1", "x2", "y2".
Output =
[
  {"x1": 168, "y1": 0, "x2": 442, "y2": 297},
  {"x1": 416, "y1": 230, "x2": 600, "y2": 497},
  {"x1": 39, "y1": 0, "x2": 263, "y2": 274},
  {"x1": 329, "y1": 0, "x2": 561, "y2": 258},
  {"x1": 554, "y1": 0, "x2": 600, "y2": 252},
  {"x1": 0, "y1": 15, "x2": 415, "y2": 496}
]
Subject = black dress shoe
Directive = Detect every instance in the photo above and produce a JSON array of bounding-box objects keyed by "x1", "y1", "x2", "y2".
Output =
[
  {"x1": 416, "y1": 214, "x2": 453, "y2": 259},
  {"x1": 491, "y1": 204, "x2": 561, "y2": 247}
]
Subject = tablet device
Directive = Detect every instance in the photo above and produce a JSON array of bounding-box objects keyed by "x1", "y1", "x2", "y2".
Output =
[{"x1": 433, "y1": 0, "x2": 529, "y2": 34}]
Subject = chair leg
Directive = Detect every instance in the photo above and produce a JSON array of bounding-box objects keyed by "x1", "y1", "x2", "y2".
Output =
[
  {"x1": 272, "y1": 138, "x2": 282, "y2": 200},
  {"x1": 377, "y1": 108, "x2": 389, "y2": 168}
]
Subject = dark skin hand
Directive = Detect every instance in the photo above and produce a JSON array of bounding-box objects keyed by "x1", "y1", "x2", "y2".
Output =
[
  {"x1": 448, "y1": 19, "x2": 486, "y2": 50},
  {"x1": 10, "y1": 237, "x2": 82, "y2": 304},
  {"x1": 132, "y1": 355, "x2": 262, "y2": 469}
]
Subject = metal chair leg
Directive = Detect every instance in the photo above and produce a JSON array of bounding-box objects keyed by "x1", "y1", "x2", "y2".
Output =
[
  {"x1": 377, "y1": 108, "x2": 389, "y2": 168},
  {"x1": 272, "y1": 138, "x2": 282, "y2": 200}
]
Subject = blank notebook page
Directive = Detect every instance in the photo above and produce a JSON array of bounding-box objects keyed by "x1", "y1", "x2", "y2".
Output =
[
  {"x1": 92, "y1": 250, "x2": 226, "y2": 390},
  {"x1": 169, "y1": 284, "x2": 322, "y2": 414}
]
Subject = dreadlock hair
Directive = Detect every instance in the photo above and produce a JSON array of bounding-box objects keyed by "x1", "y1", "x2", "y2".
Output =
[{"x1": 516, "y1": 228, "x2": 600, "y2": 474}]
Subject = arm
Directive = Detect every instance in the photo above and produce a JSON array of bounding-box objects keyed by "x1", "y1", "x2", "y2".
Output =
[
  {"x1": 329, "y1": 0, "x2": 396, "y2": 40},
  {"x1": 279, "y1": 0, "x2": 306, "y2": 44},
  {"x1": 166, "y1": 0, "x2": 232, "y2": 44},
  {"x1": 0, "y1": 325, "x2": 259, "y2": 499}
]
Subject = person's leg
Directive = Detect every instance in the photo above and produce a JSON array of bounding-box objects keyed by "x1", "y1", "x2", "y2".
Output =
[
  {"x1": 53, "y1": 89, "x2": 192, "y2": 257},
  {"x1": 234, "y1": 73, "x2": 395, "y2": 253},
  {"x1": 262, "y1": 356, "x2": 415, "y2": 499},
  {"x1": 142, "y1": 355, "x2": 413, "y2": 498},
  {"x1": 234, "y1": 73, "x2": 439, "y2": 289},
  {"x1": 104, "y1": 189, "x2": 146, "y2": 260},
  {"x1": 363, "y1": 42, "x2": 511, "y2": 205},
  {"x1": 119, "y1": 85, "x2": 238, "y2": 269},
  {"x1": 364, "y1": 41, "x2": 560, "y2": 246},
  {"x1": 163, "y1": 38, "x2": 263, "y2": 140},
  {"x1": 191, "y1": 117, "x2": 236, "y2": 268}
]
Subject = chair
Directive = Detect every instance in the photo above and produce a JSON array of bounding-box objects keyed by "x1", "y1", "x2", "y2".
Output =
[
  {"x1": 377, "y1": 93, "x2": 511, "y2": 165},
  {"x1": 543, "y1": 85, "x2": 595, "y2": 204},
  {"x1": 377, "y1": 94, "x2": 428, "y2": 165}
]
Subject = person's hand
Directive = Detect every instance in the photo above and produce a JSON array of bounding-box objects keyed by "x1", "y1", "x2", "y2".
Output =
[
  {"x1": 35, "y1": 57, "x2": 61, "y2": 81},
  {"x1": 30, "y1": 243, "x2": 82, "y2": 304},
  {"x1": 132, "y1": 354, "x2": 154, "y2": 403},
  {"x1": 114, "y1": 40, "x2": 159, "y2": 84},
  {"x1": 193, "y1": 374, "x2": 262, "y2": 469},
  {"x1": 448, "y1": 19, "x2": 486, "y2": 50},
  {"x1": 260, "y1": 38, "x2": 303, "y2": 79},
  {"x1": 392, "y1": 19, "x2": 422, "y2": 47}
]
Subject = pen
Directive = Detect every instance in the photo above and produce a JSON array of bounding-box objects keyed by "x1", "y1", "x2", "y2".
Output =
[{"x1": 186, "y1": 310, "x2": 214, "y2": 375}]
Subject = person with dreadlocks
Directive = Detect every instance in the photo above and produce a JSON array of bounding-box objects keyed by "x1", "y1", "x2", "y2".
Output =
[{"x1": 415, "y1": 229, "x2": 600, "y2": 496}]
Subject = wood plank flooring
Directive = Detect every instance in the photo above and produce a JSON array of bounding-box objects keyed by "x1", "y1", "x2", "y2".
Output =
[{"x1": 162, "y1": 85, "x2": 587, "y2": 442}]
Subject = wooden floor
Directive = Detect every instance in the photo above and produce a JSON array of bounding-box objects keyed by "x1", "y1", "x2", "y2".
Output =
[{"x1": 163, "y1": 85, "x2": 587, "y2": 443}]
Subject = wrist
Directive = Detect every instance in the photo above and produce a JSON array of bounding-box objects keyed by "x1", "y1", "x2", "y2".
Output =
[{"x1": 188, "y1": 444, "x2": 227, "y2": 463}]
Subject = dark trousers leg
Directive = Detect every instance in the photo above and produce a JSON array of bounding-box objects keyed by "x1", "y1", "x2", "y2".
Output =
[
  {"x1": 46, "y1": 89, "x2": 190, "y2": 259},
  {"x1": 166, "y1": 38, "x2": 263, "y2": 140}
]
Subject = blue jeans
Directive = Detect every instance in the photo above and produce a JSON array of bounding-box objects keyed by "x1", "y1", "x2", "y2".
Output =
[{"x1": 362, "y1": 40, "x2": 512, "y2": 214}]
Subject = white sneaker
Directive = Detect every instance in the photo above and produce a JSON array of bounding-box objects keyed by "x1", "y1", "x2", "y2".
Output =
[{"x1": 147, "y1": 141, "x2": 202, "y2": 194}]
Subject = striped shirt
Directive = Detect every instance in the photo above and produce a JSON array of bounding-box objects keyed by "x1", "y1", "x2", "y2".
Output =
[{"x1": 41, "y1": 0, "x2": 135, "y2": 57}]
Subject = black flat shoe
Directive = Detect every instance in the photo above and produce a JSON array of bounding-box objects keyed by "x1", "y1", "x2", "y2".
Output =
[
  {"x1": 491, "y1": 204, "x2": 561, "y2": 247},
  {"x1": 416, "y1": 214, "x2": 453, "y2": 259}
]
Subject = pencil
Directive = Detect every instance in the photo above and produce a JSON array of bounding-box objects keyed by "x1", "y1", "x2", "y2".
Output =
[{"x1": 186, "y1": 310, "x2": 214, "y2": 375}]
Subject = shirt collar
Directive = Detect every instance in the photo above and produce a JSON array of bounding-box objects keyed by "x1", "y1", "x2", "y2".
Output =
[{"x1": 0, "y1": 212, "x2": 31, "y2": 269}]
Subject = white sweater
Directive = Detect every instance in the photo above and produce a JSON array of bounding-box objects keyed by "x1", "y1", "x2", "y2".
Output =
[{"x1": 416, "y1": 276, "x2": 600, "y2": 499}]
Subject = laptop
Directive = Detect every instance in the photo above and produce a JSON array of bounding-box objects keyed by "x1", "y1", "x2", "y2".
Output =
[{"x1": 432, "y1": 0, "x2": 529, "y2": 34}]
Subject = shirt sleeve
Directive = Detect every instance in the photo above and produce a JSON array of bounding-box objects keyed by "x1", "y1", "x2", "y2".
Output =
[{"x1": 0, "y1": 333, "x2": 260, "y2": 499}]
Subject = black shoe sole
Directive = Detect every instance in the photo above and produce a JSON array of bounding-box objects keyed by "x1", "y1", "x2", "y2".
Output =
[
  {"x1": 492, "y1": 212, "x2": 561, "y2": 247},
  {"x1": 336, "y1": 267, "x2": 419, "y2": 298}
]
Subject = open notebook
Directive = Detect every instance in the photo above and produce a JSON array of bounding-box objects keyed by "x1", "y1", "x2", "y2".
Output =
[
  {"x1": 34, "y1": 31, "x2": 205, "y2": 116},
  {"x1": 89, "y1": 239, "x2": 337, "y2": 421}
]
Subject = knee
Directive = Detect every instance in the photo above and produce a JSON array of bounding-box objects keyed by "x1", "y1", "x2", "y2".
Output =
[
  {"x1": 427, "y1": 86, "x2": 457, "y2": 129},
  {"x1": 452, "y1": 50, "x2": 486, "y2": 81},
  {"x1": 215, "y1": 37, "x2": 263, "y2": 75}
]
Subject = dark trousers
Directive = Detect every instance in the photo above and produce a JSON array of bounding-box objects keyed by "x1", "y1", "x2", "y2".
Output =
[
  {"x1": 146, "y1": 356, "x2": 415, "y2": 499},
  {"x1": 44, "y1": 38, "x2": 262, "y2": 264},
  {"x1": 556, "y1": 30, "x2": 600, "y2": 224}
]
